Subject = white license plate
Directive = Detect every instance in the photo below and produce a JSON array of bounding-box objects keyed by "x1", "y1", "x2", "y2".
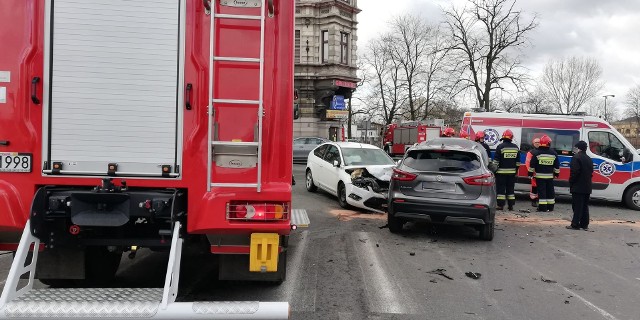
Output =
[{"x1": 0, "y1": 152, "x2": 32, "y2": 173}]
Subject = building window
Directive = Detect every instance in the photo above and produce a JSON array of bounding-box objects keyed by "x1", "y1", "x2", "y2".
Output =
[
  {"x1": 322, "y1": 30, "x2": 329, "y2": 63},
  {"x1": 295, "y1": 30, "x2": 300, "y2": 63},
  {"x1": 340, "y1": 32, "x2": 349, "y2": 65}
]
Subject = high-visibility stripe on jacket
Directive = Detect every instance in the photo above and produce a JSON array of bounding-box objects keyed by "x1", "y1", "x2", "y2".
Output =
[
  {"x1": 492, "y1": 141, "x2": 521, "y2": 175},
  {"x1": 529, "y1": 147, "x2": 560, "y2": 179}
]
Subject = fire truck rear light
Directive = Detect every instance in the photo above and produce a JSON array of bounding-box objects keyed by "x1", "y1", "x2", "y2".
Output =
[{"x1": 227, "y1": 202, "x2": 289, "y2": 221}]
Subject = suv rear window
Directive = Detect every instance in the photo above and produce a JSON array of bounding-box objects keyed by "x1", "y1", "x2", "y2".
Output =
[{"x1": 403, "y1": 150, "x2": 481, "y2": 172}]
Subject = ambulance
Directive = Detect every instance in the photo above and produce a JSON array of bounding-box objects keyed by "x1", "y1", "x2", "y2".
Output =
[{"x1": 461, "y1": 112, "x2": 640, "y2": 210}]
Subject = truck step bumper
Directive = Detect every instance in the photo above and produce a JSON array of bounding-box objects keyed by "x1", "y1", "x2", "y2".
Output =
[
  {"x1": 0, "y1": 221, "x2": 289, "y2": 319},
  {"x1": 290, "y1": 209, "x2": 309, "y2": 228}
]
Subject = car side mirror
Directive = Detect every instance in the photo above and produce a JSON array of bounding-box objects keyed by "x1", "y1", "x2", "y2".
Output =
[{"x1": 333, "y1": 160, "x2": 340, "y2": 167}]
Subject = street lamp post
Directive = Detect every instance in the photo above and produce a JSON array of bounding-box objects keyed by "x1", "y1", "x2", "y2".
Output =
[{"x1": 603, "y1": 94, "x2": 615, "y2": 122}]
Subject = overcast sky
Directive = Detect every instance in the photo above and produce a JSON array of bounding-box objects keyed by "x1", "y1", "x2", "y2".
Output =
[{"x1": 357, "y1": 0, "x2": 640, "y2": 110}]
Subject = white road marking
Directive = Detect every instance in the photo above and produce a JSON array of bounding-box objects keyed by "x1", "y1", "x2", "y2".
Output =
[
  {"x1": 537, "y1": 238, "x2": 635, "y2": 286},
  {"x1": 278, "y1": 231, "x2": 316, "y2": 312},
  {"x1": 354, "y1": 232, "x2": 419, "y2": 315},
  {"x1": 509, "y1": 253, "x2": 619, "y2": 320},
  {"x1": 562, "y1": 287, "x2": 620, "y2": 320}
]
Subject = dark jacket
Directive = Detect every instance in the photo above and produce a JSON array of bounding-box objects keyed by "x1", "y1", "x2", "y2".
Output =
[
  {"x1": 570, "y1": 151, "x2": 593, "y2": 194},
  {"x1": 529, "y1": 147, "x2": 560, "y2": 179},
  {"x1": 492, "y1": 140, "x2": 520, "y2": 175},
  {"x1": 480, "y1": 142, "x2": 491, "y2": 159}
]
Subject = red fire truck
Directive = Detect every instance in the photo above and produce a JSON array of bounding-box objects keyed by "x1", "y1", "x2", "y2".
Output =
[
  {"x1": 382, "y1": 120, "x2": 444, "y2": 156},
  {"x1": 0, "y1": 0, "x2": 302, "y2": 318}
]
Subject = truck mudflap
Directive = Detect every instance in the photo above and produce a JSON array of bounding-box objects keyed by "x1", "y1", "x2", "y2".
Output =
[{"x1": 0, "y1": 221, "x2": 289, "y2": 320}]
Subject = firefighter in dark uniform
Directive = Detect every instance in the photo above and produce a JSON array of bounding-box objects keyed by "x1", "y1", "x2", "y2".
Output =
[
  {"x1": 475, "y1": 131, "x2": 492, "y2": 159},
  {"x1": 529, "y1": 135, "x2": 560, "y2": 212},
  {"x1": 492, "y1": 129, "x2": 520, "y2": 210}
]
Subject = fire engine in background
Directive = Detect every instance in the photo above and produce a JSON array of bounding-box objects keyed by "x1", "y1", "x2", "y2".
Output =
[
  {"x1": 0, "y1": 0, "x2": 305, "y2": 318},
  {"x1": 462, "y1": 111, "x2": 640, "y2": 211},
  {"x1": 383, "y1": 119, "x2": 444, "y2": 156}
]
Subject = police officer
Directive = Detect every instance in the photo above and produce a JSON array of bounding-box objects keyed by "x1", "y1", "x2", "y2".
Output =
[
  {"x1": 474, "y1": 131, "x2": 492, "y2": 159},
  {"x1": 529, "y1": 135, "x2": 560, "y2": 212},
  {"x1": 492, "y1": 129, "x2": 520, "y2": 210},
  {"x1": 442, "y1": 127, "x2": 455, "y2": 137}
]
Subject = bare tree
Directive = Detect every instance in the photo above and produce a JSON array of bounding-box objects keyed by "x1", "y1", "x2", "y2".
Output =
[
  {"x1": 542, "y1": 56, "x2": 604, "y2": 114},
  {"x1": 444, "y1": 0, "x2": 537, "y2": 111},
  {"x1": 360, "y1": 36, "x2": 406, "y2": 125},
  {"x1": 419, "y1": 26, "x2": 454, "y2": 120},
  {"x1": 387, "y1": 15, "x2": 429, "y2": 121},
  {"x1": 624, "y1": 85, "x2": 640, "y2": 139}
]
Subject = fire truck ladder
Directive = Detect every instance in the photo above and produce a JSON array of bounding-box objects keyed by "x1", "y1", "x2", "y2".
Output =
[
  {"x1": 0, "y1": 220, "x2": 289, "y2": 319},
  {"x1": 208, "y1": 1, "x2": 268, "y2": 192}
]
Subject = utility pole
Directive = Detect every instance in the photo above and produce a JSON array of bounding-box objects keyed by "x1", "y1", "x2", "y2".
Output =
[{"x1": 603, "y1": 94, "x2": 615, "y2": 122}]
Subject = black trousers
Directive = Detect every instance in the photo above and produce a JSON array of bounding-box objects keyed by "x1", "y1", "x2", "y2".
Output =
[
  {"x1": 537, "y1": 179, "x2": 555, "y2": 212},
  {"x1": 571, "y1": 193, "x2": 590, "y2": 228},
  {"x1": 496, "y1": 174, "x2": 516, "y2": 208}
]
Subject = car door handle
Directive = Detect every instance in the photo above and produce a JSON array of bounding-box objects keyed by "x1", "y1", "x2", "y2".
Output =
[
  {"x1": 31, "y1": 77, "x2": 41, "y2": 105},
  {"x1": 0, "y1": 140, "x2": 9, "y2": 146}
]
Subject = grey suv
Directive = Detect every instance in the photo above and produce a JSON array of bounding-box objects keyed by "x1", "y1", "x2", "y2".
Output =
[{"x1": 387, "y1": 138, "x2": 497, "y2": 240}]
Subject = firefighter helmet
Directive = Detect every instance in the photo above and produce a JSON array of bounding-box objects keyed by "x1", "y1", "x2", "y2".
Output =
[
  {"x1": 475, "y1": 131, "x2": 485, "y2": 141},
  {"x1": 501, "y1": 129, "x2": 514, "y2": 141},
  {"x1": 459, "y1": 131, "x2": 469, "y2": 139},
  {"x1": 539, "y1": 135, "x2": 552, "y2": 147},
  {"x1": 443, "y1": 127, "x2": 455, "y2": 137}
]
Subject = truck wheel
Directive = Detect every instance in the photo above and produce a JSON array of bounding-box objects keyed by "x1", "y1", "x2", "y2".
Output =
[
  {"x1": 84, "y1": 247, "x2": 122, "y2": 286},
  {"x1": 624, "y1": 184, "x2": 640, "y2": 211},
  {"x1": 306, "y1": 170, "x2": 317, "y2": 192},
  {"x1": 479, "y1": 222, "x2": 495, "y2": 241}
]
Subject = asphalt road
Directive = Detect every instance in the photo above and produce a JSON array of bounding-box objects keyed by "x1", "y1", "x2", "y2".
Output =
[{"x1": 1, "y1": 164, "x2": 639, "y2": 319}]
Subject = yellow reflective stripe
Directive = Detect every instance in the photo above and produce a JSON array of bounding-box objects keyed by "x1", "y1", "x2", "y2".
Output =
[
  {"x1": 528, "y1": 168, "x2": 535, "y2": 172},
  {"x1": 535, "y1": 173, "x2": 554, "y2": 178},
  {"x1": 538, "y1": 200, "x2": 548, "y2": 205},
  {"x1": 507, "y1": 195, "x2": 516, "y2": 200},
  {"x1": 548, "y1": 199, "x2": 555, "y2": 204},
  {"x1": 554, "y1": 169, "x2": 560, "y2": 173},
  {"x1": 501, "y1": 148, "x2": 519, "y2": 153},
  {"x1": 497, "y1": 195, "x2": 506, "y2": 200},
  {"x1": 497, "y1": 169, "x2": 516, "y2": 174}
]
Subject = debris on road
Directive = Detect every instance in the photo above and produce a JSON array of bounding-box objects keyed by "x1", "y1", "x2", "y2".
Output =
[
  {"x1": 464, "y1": 312, "x2": 477, "y2": 315},
  {"x1": 465, "y1": 272, "x2": 482, "y2": 279},
  {"x1": 427, "y1": 268, "x2": 454, "y2": 280},
  {"x1": 493, "y1": 288, "x2": 503, "y2": 291},
  {"x1": 376, "y1": 243, "x2": 379, "y2": 247},
  {"x1": 626, "y1": 242, "x2": 639, "y2": 247},
  {"x1": 540, "y1": 276, "x2": 557, "y2": 283},
  {"x1": 379, "y1": 224, "x2": 389, "y2": 229},
  {"x1": 564, "y1": 300, "x2": 570, "y2": 304},
  {"x1": 359, "y1": 238, "x2": 368, "y2": 243},
  {"x1": 409, "y1": 252, "x2": 416, "y2": 256},
  {"x1": 429, "y1": 279, "x2": 438, "y2": 283}
]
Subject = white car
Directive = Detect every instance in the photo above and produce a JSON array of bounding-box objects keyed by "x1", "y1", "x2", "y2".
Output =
[{"x1": 305, "y1": 142, "x2": 396, "y2": 213}]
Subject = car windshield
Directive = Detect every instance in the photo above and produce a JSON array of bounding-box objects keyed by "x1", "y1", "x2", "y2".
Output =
[
  {"x1": 341, "y1": 148, "x2": 395, "y2": 166},
  {"x1": 403, "y1": 149, "x2": 481, "y2": 172}
]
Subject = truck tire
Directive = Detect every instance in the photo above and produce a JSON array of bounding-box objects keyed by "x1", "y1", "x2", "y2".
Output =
[
  {"x1": 624, "y1": 184, "x2": 640, "y2": 211},
  {"x1": 306, "y1": 170, "x2": 317, "y2": 192}
]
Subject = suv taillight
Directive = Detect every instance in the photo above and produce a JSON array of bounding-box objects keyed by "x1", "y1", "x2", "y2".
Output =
[
  {"x1": 227, "y1": 202, "x2": 289, "y2": 221},
  {"x1": 463, "y1": 173, "x2": 494, "y2": 186},
  {"x1": 392, "y1": 168, "x2": 417, "y2": 181}
]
